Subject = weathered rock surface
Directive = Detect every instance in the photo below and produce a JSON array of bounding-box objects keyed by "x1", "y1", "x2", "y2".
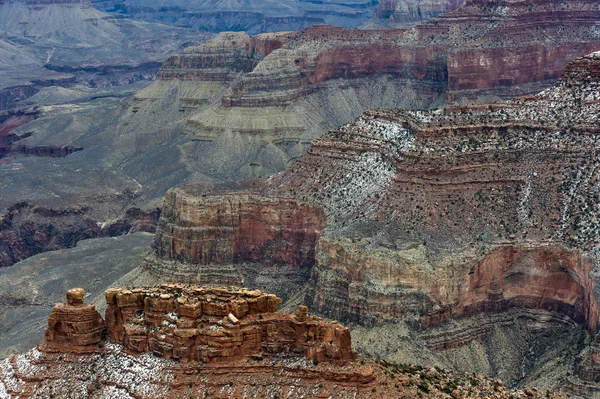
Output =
[
  {"x1": 0, "y1": 0, "x2": 211, "y2": 109},
  {"x1": 0, "y1": 233, "x2": 152, "y2": 358},
  {"x1": 0, "y1": 201, "x2": 159, "y2": 268},
  {"x1": 42, "y1": 288, "x2": 105, "y2": 353},
  {"x1": 0, "y1": 344, "x2": 563, "y2": 399},
  {"x1": 104, "y1": 285, "x2": 355, "y2": 365}
]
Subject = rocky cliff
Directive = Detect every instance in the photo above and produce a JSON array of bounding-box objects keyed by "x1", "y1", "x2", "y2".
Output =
[
  {"x1": 0, "y1": 287, "x2": 563, "y2": 399},
  {"x1": 144, "y1": 186, "x2": 324, "y2": 300},
  {"x1": 125, "y1": 0, "x2": 600, "y2": 183},
  {"x1": 142, "y1": 52, "x2": 600, "y2": 393}
]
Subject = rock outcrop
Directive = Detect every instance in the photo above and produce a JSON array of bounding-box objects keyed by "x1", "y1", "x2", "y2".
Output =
[
  {"x1": 143, "y1": 186, "x2": 324, "y2": 299},
  {"x1": 0, "y1": 202, "x2": 160, "y2": 268},
  {"x1": 0, "y1": 287, "x2": 563, "y2": 398},
  {"x1": 104, "y1": 285, "x2": 356, "y2": 365},
  {"x1": 42, "y1": 288, "x2": 105, "y2": 353}
]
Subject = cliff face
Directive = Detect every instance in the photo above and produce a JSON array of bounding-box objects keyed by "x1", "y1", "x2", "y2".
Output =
[
  {"x1": 124, "y1": 0, "x2": 600, "y2": 183},
  {"x1": 153, "y1": 187, "x2": 324, "y2": 267},
  {"x1": 0, "y1": 201, "x2": 159, "y2": 268},
  {"x1": 145, "y1": 186, "x2": 325, "y2": 300}
]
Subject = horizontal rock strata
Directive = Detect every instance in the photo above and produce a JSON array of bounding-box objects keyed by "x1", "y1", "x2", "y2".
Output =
[{"x1": 105, "y1": 285, "x2": 356, "y2": 365}]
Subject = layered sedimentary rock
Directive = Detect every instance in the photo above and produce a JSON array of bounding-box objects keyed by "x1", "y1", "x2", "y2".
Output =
[
  {"x1": 364, "y1": 0, "x2": 465, "y2": 28},
  {"x1": 144, "y1": 186, "x2": 324, "y2": 299},
  {"x1": 125, "y1": 0, "x2": 600, "y2": 182},
  {"x1": 0, "y1": 288, "x2": 562, "y2": 399},
  {"x1": 42, "y1": 288, "x2": 105, "y2": 353},
  {"x1": 105, "y1": 285, "x2": 355, "y2": 365},
  {"x1": 267, "y1": 50, "x2": 600, "y2": 323}
]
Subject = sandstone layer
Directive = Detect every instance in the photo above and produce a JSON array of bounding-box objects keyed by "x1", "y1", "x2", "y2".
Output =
[
  {"x1": 145, "y1": 186, "x2": 324, "y2": 300},
  {"x1": 42, "y1": 288, "x2": 105, "y2": 354}
]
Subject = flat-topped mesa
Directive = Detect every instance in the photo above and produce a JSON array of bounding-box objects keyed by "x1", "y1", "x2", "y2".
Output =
[
  {"x1": 104, "y1": 285, "x2": 356, "y2": 365},
  {"x1": 152, "y1": 186, "x2": 325, "y2": 268},
  {"x1": 42, "y1": 288, "x2": 105, "y2": 353}
]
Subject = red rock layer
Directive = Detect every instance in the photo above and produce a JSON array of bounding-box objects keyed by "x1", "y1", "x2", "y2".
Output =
[
  {"x1": 152, "y1": 186, "x2": 325, "y2": 268},
  {"x1": 198, "y1": 0, "x2": 600, "y2": 108},
  {"x1": 104, "y1": 285, "x2": 356, "y2": 365},
  {"x1": 42, "y1": 288, "x2": 105, "y2": 353}
]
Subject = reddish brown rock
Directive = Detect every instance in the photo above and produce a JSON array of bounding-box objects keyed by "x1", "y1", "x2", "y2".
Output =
[
  {"x1": 151, "y1": 186, "x2": 325, "y2": 268},
  {"x1": 42, "y1": 288, "x2": 105, "y2": 353},
  {"x1": 104, "y1": 285, "x2": 356, "y2": 365}
]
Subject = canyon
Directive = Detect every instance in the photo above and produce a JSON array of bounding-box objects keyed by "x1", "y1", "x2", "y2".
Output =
[
  {"x1": 3, "y1": 0, "x2": 600, "y2": 397},
  {"x1": 130, "y1": 51, "x2": 600, "y2": 395},
  {"x1": 2, "y1": 0, "x2": 599, "y2": 272}
]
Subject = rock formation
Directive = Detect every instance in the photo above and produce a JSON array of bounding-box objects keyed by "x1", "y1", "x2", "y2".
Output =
[
  {"x1": 0, "y1": 287, "x2": 564, "y2": 399},
  {"x1": 104, "y1": 285, "x2": 356, "y2": 365},
  {"x1": 143, "y1": 186, "x2": 324, "y2": 299},
  {"x1": 42, "y1": 288, "x2": 105, "y2": 353},
  {"x1": 142, "y1": 52, "x2": 600, "y2": 393}
]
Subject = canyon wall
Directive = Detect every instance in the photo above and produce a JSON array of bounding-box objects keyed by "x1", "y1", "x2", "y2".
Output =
[{"x1": 124, "y1": 0, "x2": 600, "y2": 183}]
